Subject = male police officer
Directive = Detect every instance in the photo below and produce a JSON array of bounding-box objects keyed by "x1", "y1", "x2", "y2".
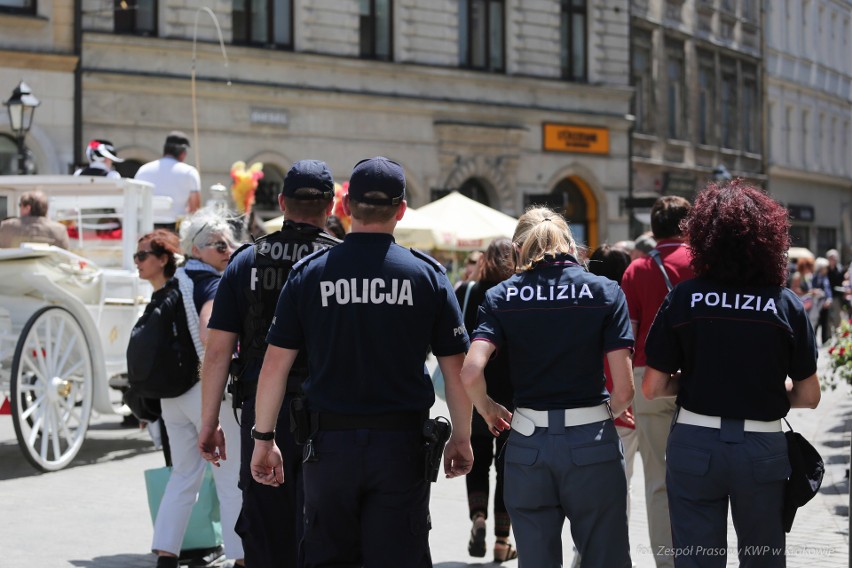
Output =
[
  {"x1": 250, "y1": 156, "x2": 474, "y2": 567},
  {"x1": 198, "y1": 160, "x2": 340, "y2": 568}
]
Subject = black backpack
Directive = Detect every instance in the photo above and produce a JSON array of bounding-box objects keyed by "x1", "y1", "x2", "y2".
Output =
[{"x1": 127, "y1": 279, "x2": 199, "y2": 399}]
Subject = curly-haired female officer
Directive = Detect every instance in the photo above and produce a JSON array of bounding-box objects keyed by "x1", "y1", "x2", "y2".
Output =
[
  {"x1": 461, "y1": 207, "x2": 635, "y2": 567},
  {"x1": 643, "y1": 181, "x2": 821, "y2": 568}
]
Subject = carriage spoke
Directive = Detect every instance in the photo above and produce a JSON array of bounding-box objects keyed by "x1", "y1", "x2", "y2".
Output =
[
  {"x1": 49, "y1": 317, "x2": 67, "y2": 372},
  {"x1": 23, "y1": 354, "x2": 47, "y2": 385},
  {"x1": 55, "y1": 330, "x2": 79, "y2": 379},
  {"x1": 38, "y1": 409, "x2": 50, "y2": 459},
  {"x1": 58, "y1": 359, "x2": 85, "y2": 380},
  {"x1": 20, "y1": 395, "x2": 46, "y2": 421},
  {"x1": 50, "y1": 405, "x2": 62, "y2": 460},
  {"x1": 29, "y1": 334, "x2": 50, "y2": 382}
]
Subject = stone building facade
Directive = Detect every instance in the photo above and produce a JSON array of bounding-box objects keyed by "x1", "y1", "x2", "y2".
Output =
[
  {"x1": 0, "y1": 0, "x2": 77, "y2": 185},
  {"x1": 764, "y1": 0, "x2": 852, "y2": 257},
  {"x1": 1, "y1": 0, "x2": 636, "y2": 248},
  {"x1": 629, "y1": 0, "x2": 764, "y2": 232}
]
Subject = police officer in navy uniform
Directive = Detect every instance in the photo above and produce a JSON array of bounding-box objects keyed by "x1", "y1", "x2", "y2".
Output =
[
  {"x1": 250, "y1": 156, "x2": 474, "y2": 567},
  {"x1": 643, "y1": 181, "x2": 821, "y2": 568},
  {"x1": 461, "y1": 207, "x2": 635, "y2": 567},
  {"x1": 198, "y1": 160, "x2": 340, "y2": 568}
]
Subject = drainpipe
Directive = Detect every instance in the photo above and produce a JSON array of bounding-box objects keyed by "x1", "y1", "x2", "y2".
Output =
[{"x1": 73, "y1": 0, "x2": 82, "y2": 171}]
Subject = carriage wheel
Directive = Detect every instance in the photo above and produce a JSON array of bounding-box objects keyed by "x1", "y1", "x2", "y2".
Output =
[{"x1": 10, "y1": 307, "x2": 94, "y2": 472}]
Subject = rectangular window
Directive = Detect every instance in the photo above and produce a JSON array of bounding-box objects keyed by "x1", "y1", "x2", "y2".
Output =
[
  {"x1": 817, "y1": 227, "x2": 837, "y2": 254},
  {"x1": 0, "y1": 0, "x2": 35, "y2": 14},
  {"x1": 697, "y1": 52, "x2": 715, "y2": 145},
  {"x1": 721, "y1": 60, "x2": 738, "y2": 149},
  {"x1": 459, "y1": 0, "x2": 504, "y2": 72},
  {"x1": 789, "y1": 225, "x2": 810, "y2": 248},
  {"x1": 666, "y1": 40, "x2": 686, "y2": 140},
  {"x1": 742, "y1": 0, "x2": 757, "y2": 20},
  {"x1": 115, "y1": 0, "x2": 156, "y2": 36},
  {"x1": 233, "y1": 0, "x2": 292, "y2": 48},
  {"x1": 742, "y1": 65, "x2": 758, "y2": 152},
  {"x1": 560, "y1": 0, "x2": 587, "y2": 81},
  {"x1": 632, "y1": 29, "x2": 653, "y2": 134},
  {"x1": 801, "y1": 109, "x2": 809, "y2": 162},
  {"x1": 360, "y1": 0, "x2": 392, "y2": 61}
]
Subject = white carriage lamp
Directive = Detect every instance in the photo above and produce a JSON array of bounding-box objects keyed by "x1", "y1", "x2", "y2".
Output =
[{"x1": 4, "y1": 81, "x2": 41, "y2": 175}]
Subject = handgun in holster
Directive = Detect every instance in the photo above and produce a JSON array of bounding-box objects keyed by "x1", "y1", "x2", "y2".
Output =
[
  {"x1": 226, "y1": 358, "x2": 246, "y2": 410},
  {"x1": 289, "y1": 396, "x2": 311, "y2": 446},
  {"x1": 422, "y1": 416, "x2": 452, "y2": 483}
]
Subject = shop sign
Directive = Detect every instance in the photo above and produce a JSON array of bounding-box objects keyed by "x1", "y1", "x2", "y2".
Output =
[
  {"x1": 787, "y1": 204, "x2": 815, "y2": 222},
  {"x1": 250, "y1": 107, "x2": 289, "y2": 127},
  {"x1": 543, "y1": 124, "x2": 609, "y2": 154},
  {"x1": 663, "y1": 172, "x2": 697, "y2": 198}
]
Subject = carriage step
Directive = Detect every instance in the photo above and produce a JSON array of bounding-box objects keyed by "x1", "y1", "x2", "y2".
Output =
[{"x1": 0, "y1": 396, "x2": 9, "y2": 415}]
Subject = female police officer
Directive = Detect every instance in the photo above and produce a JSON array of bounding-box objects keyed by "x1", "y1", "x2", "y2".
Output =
[
  {"x1": 461, "y1": 207, "x2": 635, "y2": 567},
  {"x1": 643, "y1": 181, "x2": 821, "y2": 567}
]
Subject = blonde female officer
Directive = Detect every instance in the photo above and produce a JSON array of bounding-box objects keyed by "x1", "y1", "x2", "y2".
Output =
[{"x1": 461, "y1": 207, "x2": 634, "y2": 567}]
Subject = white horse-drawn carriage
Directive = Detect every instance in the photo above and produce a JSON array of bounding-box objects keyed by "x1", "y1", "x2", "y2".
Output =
[{"x1": 0, "y1": 176, "x2": 164, "y2": 471}]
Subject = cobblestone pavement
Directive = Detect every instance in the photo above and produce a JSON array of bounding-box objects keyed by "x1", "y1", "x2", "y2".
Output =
[{"x1": 0, "y1": 348, "x2": 848, "y2": 567}]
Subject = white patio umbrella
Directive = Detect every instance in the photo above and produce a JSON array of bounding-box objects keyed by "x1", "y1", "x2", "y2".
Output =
[
  {"x1": 393, "y1": 206, "x2": 439, "y2": 249},
  {"x1": 417, "y1": 191, "x2": 518, "y2": 251}
]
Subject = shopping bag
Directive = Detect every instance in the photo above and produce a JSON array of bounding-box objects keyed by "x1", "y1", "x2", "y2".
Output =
[{"x1": 144, "y1": 464, "x2": 223, "y2": 550}]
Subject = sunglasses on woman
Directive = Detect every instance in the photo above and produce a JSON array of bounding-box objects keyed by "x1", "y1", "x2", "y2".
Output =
[
  {"x1": 204, "y1": 241, "x2": 231, "y2": 254},
  {"x1": 133, "y1": 250, "x2": 156, "y2": 262}
]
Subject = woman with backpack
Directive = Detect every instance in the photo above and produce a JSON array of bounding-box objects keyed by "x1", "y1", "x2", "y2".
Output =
[{"x1": 133, "y1": 212, "x2": 244, "y2": 568}]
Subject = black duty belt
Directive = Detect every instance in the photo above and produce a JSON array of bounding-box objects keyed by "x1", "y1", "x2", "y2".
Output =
[{"x1": 311, "y1": 411, "x2": 426, "y2": 431}]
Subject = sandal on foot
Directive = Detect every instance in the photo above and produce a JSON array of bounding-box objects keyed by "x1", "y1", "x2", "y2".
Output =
[
  {"x1": 494, "y1": 539, "x2": 518, "y2": 563},
  {"x1": 467, "y1": 514, "x2": 486, "y2": 558}
]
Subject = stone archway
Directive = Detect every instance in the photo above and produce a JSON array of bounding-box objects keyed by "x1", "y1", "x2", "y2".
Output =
[{"x1": 442, "y1": 155, "x2": 513, "y2": 210}]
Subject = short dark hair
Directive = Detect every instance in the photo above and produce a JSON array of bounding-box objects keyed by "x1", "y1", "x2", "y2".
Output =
[
  {"x1": 325, "y1": 215, "x2": 346, "y2": 239},
  {"x1": 683, "y1": 180, "x2": 790, "y2": 286},
  {"x1": 651, "y1": 196, "x2": 691, "y2": 239},
  {"x1": 348, "y1": 191, "x2": 400, "y2": 224},
  {"x1": 283, "y1": 188, "x2": 332, "y2": 219},
  {"x1": 20, "y1": 191, "x2": 48, "y2": 217},
  {"x1": 588, "y1": 244, "x2": 631, "y2": 285}
]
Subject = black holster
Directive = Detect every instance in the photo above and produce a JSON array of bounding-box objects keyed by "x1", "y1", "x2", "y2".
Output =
[
  {"x1": 289, "y1": 396, "x2": 311, "y2": 445},
  {"x1": 422, "y1": 416, "x2": 452, "y2": 483}
]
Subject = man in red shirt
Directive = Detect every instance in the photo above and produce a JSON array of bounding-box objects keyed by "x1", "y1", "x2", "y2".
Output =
[{"x1": 621, "y1": 196, "x2": 694, "y2": 568}]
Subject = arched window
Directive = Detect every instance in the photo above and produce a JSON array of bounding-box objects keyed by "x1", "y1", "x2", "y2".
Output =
[
  {"x1": 0, "y1": 135, "x2": 18, "y2": 175},
  {"x1": 254, "y1": 164, "x2": 285, "y2": 219},
  {"x1": 524, "y1": 176, "x2": 598, "y2": 249},
  {"x1": 115, "y1": 159, "x2": 143, "y2": 179},
  {"x1": 432, "y1": 178, "x2": 491, "y2": 206}
]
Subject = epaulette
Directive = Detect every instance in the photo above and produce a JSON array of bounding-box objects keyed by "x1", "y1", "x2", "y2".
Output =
[
  {"x1": 291, "y1": 246, "x2": 332, "y2": 273},
  {"x1": 230, "y1": 242, "x2": 253, "y2": 262},
  {"x1": 409, "y1": 247, "x2": 446, "y2": 274}
]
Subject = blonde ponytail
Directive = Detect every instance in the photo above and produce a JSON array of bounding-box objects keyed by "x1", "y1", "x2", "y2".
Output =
[{"x1": 513, "y1": 207, "x2": 576, "y2": 271}]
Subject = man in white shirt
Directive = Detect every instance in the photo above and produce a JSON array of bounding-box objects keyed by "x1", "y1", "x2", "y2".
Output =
[{"x1": 135, "y1": 131, "x2": 201, "y2": 228}]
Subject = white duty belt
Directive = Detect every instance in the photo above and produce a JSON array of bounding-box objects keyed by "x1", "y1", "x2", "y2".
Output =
[
  {"x1": 676, "y1": 407, "x2": 782, "y2": 433},
  {"x1": 511, "y1": 404, "x2": 611, "y2": 436}
]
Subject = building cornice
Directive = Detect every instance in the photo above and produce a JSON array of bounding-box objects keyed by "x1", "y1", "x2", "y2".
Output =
[
  {"x1": 768, "y1": 165, "x2": 852, "y2": 189},
  {"x1": 0, "y1": 49, "x2": 78, "y2": 73}
]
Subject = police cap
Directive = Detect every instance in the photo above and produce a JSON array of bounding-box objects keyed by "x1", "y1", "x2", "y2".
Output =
[
  {"x1": 282, "y1": 159, "x2": 335, "y2": 200},
  {"x1": 347, "y1": 156, "x2": 405, "y2": 206}
]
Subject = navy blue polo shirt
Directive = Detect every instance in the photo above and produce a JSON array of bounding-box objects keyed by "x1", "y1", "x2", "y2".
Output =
[
  {"x1": 266, "y1": 232, "x2": 470, "y2": 415},
  {"x1": 472, "y1": 253, "x2": 634, "y2": 411},
  {"x1": 645, "y1": 277, "x2": 818, "y2": 421},
  {"x1": 187, "y1": 268, "x2": 219, "y2": 312}
]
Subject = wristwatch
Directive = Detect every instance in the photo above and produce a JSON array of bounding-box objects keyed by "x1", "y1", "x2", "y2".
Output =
[{"x1": 251, "y1": 426, "x2": 275, "y2": 441}]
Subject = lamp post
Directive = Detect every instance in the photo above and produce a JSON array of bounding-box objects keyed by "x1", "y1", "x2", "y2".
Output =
[{"x1": 4, "y1": 81, "x2": 40, "y2": 175}]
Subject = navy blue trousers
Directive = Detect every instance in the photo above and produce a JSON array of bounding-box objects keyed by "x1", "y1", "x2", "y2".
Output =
[
  {"x1": 301, "y1": 429, "x2": 431, "y2": 568},
  {"x1": 237, "y1": 394, "x2": 303, "y2": 568},
  {"x1": 666, "y1": 422, "x2": 790, "y2": 568}
]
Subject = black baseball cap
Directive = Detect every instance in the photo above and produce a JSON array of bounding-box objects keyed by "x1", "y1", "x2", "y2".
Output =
[
  {"x1": 347, "y1": 157, "x2": 405, "y2": 206},
  {"x1": 282, "y1": 159, "x2": 335, "y2": 200},
  {"x1": 165, "y1": 130, "x2": 191, "y2": 147}
]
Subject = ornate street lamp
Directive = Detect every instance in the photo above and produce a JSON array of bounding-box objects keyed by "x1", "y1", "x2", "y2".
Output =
[{"x1": 4, "y1": 81, "x2": 40, "y2": 175}]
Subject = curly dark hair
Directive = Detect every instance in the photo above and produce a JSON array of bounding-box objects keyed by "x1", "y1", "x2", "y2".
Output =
[
  {"x1": 138, "y1": 229, "x2": 181, "y2": 278},
  {"x1": 683, "y1": 180, "x2": 790, "y2": 286}
]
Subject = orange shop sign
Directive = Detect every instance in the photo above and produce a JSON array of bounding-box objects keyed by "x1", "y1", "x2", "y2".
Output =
[{"x1": 543, "y1": 124, "x2": 609, "y2": 154}]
